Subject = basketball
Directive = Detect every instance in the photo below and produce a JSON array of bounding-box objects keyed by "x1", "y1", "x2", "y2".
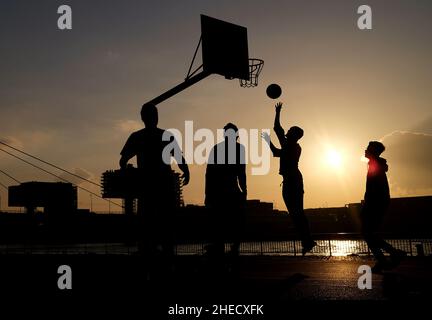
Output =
[{"x1": 266, "y1": 83, "x2": 282, "y2": 99}]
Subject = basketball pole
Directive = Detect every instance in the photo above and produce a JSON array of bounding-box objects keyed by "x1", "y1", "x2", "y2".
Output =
[{"x1": 145, "y1": 70, "x2": 211, "y2": 106}]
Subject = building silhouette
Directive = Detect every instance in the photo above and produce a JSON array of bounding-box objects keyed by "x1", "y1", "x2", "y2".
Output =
[
  {"x1": 0, "y1": 183, "x2": 431, "y2": 244},
  {"x1": 101, "y1": 167, "x2": 184, "y2": 215},
  {"x1": 8, "y1": 181, "x2": 77, "y2": 216}
]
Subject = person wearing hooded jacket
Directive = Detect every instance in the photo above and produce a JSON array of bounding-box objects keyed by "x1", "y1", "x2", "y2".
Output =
[{"x1": 361, "y1": 141, "x2": 406, "y2": 273}]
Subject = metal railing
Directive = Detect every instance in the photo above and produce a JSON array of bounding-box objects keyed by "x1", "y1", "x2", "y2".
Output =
[
  {"x1": 175, "y1": 238, "x2": 432, "y2": 257},
  {"x1": 0, "y1": 236, "x2": 431, "y2": 257}
]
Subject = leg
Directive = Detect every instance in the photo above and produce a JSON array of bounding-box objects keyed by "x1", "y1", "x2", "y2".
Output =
[
  {"x1": 282, "y1": 183, "x2": 314, "y2": 249},
  {"x1": 362, "y1": 223, "x2": 386, "y2": 262},
  {"x1": 137, "y1": 198, "x2": 149, "y2": 256},
  {"x1": 230, "y1": 204, "x2": 245, "y2": 257},
  {"x1": 206, "y1": 206, "x2": 225, "y2": 258},
  {"x1": 159, "y1": 209, "x2": 176, "y2": 270},
  {"x1": 361, "y1": 205, "x2": 387, "y2": 263},
  {"x1": 366, "y1": 205, "x2": 407, "y2": 264}
]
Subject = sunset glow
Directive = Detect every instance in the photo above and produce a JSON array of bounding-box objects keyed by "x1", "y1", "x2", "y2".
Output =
[
  {"x1": 325, "y1": 150, "x2": 342, "y2": 169},
  {"x1": 0, "y1": 1, "x2": 431, "y2": 211}
]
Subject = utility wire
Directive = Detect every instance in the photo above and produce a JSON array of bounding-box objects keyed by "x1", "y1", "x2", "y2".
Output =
[
  {"x1": 0, "y1": 140, "x2": 101, "y2": 187},
  {"x1": 0, "y1": 181, "x2": 8, "y2": 190},
  {"x1": 0, "y1": 148, "x2": 123, "y2": 209},
  {"x1": 0, "y1": 169, "x2": 21, "y2": 184}
]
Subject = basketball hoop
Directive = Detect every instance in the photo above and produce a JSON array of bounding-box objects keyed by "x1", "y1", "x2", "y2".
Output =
[{"x1": 239, "y1": 58, "x2": 264, "y2": 88}]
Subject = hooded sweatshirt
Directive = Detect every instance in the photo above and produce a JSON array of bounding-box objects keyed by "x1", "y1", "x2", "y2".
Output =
[{"x1": 364, "y1": 157, "x2": 390, "y2": 205}]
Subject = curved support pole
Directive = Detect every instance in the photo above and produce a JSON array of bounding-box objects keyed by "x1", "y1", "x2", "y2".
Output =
[{"x1": 145, "y1": 71, "x2": 211, "y2": 106}]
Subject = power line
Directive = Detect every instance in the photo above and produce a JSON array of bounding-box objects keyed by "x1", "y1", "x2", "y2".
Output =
[
  {"x1": 0, "y1": 169, "x2": 21, "y2": 184},
  {"x1": 0, "y1": 148, "x2": 123, "y2": 209},
  {"x1": 0, "y1": 181, "x2": 8, "y2": 190},
  {"x1": 0, "y1": 140, "x2": 101, "y2": 187}
]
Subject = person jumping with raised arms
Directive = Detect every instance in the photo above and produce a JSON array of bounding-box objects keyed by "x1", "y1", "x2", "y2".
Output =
[{"x1": 262, "y1": 102, "x2": 316, "y2": 255}]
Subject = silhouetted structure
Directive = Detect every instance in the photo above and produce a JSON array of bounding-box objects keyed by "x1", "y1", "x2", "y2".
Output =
[
  {"x1": 8, "y1": 182, "x2": 77, "y2": 216},
  {"x1": 145, "y1": 15, "x2": 257, "y2": 106},
  {"x1": 0, "y1": 194, "x2": 431, "y2": 245},
  {"x1": 101, "y1": 167, "x2": 184, "y2": 215}
]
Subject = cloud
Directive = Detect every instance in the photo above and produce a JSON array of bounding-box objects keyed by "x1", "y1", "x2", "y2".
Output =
[
  {"x1": 413, "y1": 115, "x2": 432, "y2": 134},
  {"x1": 25, "y1": 131, "x2": 54, "y2": 148},
  {"x1": 115, "y1": 120, "x2": 142, "y2": 133},
  {"x1": 0, "y1": 136, "x2": 24, "y2": 162},
  {"x1": 1, "y1": 130, "x2": 54, "y2": 151},
  {"x1": 381, "y1": 131, "x2": 432, "y2": 195},
  {"x1": 57, "y1": 167, "x2": 95, "y2": 186}
]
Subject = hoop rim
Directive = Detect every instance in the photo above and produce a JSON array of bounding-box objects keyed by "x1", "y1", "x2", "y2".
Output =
[{"x1": 239, "y1": 58, "x2": 264, "y2": 88}]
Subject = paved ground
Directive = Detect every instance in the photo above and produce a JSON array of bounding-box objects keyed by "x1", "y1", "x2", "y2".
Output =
[
  {"x1": 0, "y1": 255, "x2": 430, "y2": 316},
  {"x1": 167, "y1": 255, "x2": 432, "y2": 301},
  {"x1": 234, "y1": 256, "x2": 432, "y2": 300}
]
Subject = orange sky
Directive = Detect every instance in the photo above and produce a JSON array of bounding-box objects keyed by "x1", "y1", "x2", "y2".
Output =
[{"x1": 1, "y1": 0, "x2": 432, "y2": 212}]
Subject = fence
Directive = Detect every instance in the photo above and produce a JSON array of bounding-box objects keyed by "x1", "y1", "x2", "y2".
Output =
[
  {"x1": 175, "y1": 238, "x2": 432, "y2": 257},
  {"x1": 1, "y1": 236, "x2": 431, "y2": 257}
]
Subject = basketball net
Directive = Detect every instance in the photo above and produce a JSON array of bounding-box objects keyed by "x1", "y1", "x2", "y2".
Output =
[{"x1": 239, "y1": 58, "x2": 264, "y2": 88}]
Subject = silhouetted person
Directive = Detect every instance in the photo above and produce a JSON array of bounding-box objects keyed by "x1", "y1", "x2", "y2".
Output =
[
  {"x1": 262, "y1": 102, "x2": 316, "y2": 255},
  {"x1": 119, "y1": 103, "x2": 189, "y2": 263},
  {"x1": 205, "y1": 123, "x2": 247, "y2": 259},
  {"x1": 361, "y1": 141, "x2": 406, "y2": 273}
]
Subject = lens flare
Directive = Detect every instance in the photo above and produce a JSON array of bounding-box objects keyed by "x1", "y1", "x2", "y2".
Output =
[{"x1": 326, "y1": 150, "x2": 342, "y2": 168}]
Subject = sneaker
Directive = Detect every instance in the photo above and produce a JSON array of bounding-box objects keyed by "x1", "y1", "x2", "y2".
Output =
[{"x1": 302, "y1": 241, "x2": 317, "y2": 256}]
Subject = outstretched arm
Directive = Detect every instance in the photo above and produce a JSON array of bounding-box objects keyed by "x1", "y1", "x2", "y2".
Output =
[
  {"x1": 273, "y1": 102, "x2": 286, "y2": 147},
  {"x1": 274, "y1": 102, "x2": 283, "y2": 130},
  {"x1": 262, "y1": 132, "x2": 282, "y2": 157},
  {"x1": 270, "y1": 142, "x2": 282, "y2": 157}
]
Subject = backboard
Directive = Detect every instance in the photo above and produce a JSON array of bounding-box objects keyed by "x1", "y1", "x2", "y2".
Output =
[{"x1": 201, "y1": 15, "x2": 249, "y2": 80}]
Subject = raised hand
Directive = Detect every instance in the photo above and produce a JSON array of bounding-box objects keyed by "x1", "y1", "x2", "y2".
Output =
[
  {"x1": 275, "y1": 102, "x2": 283, "y2": 112},
  {"x1": 261, "y1": 132, "x2": 271, "y2": 145}
]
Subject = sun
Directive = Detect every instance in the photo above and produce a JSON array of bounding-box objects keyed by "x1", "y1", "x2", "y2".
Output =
[{"x1": 326, "y1": 149, "x2": 342, "y2": 168}]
